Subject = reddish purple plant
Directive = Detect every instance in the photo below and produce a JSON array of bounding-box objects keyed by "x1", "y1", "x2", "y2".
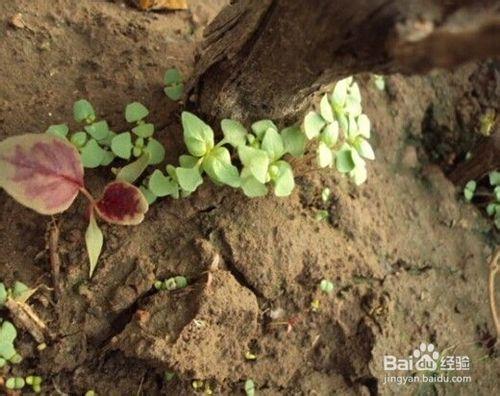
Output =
[{"x1": 0, "y1": 133, "x2": 148, "y2": 276}]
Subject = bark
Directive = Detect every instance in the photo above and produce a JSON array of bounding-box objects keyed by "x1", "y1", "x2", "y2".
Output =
[
  {"x1": 190, "y1": 0, "x2": 500, "y2": 122},
  {"x1": 448, "y1": 129, "x2": 500, "y2": 184}
]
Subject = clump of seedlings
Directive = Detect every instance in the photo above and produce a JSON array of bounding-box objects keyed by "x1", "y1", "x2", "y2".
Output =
[
  {"x1": 25, "y1": 375, "x2": 43, "y2": 394},
  {"x1": 0, "y1": 75, "x2": 375, "y2": 276},
  {"x1": 464, "y1": 171, "x2": 500, "y2": 229},
  {"x1": 154, "y1": 276, "x2": 188, "y2": 291},
  {"x1": 244, "y1": 379, "x2": 255, "y2": 396},
  {"x1": 311, "y1": 279, "x2": 335, "y2": 312},
  {"x1": 5, "y1": 376, "x2": 25, "y2": 391}
]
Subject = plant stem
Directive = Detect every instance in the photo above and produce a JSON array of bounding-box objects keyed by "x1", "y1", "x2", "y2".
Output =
[{"x1": 79, "y1": 187, "x2": 95, "y2": 205}]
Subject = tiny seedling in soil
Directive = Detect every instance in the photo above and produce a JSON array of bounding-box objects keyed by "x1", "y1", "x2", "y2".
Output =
[
  {"x1": 464, "y1": 171, "x2": 500, "y2": 229},
  {"x1": 154, "y1": 276, "x2": 188, "y2": 291},
  {"x1": 0, "y1": 319, "x2": 22, "y2": 366},
  {"x1": 320, "y1": 279, "x2": 335, "y2": 294},
  {"x1": 5, "y1": 376, "x2": 25, "y2": 390},
  {"x1": 164, "y1": 67, "x2": 184, "y2": 101},
  {"x1": 25, "y1": 375, "x2": 43, "y2": 393},
  {"x1": 244, "y1": 379, "x2": 255, "y2": 396}
]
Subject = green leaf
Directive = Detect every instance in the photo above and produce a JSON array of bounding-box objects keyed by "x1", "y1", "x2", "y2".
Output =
[
  {"x1": 331, "y1": 78, "x2": 351, "y2": 109},
  {"x1": 132, "y1": 123, "x2": 154, "y2": 138},
  {"x1": 164, "y1": 68, "x2": 182, "y2": 85},
  {"x1": 354, "y1": 137, "x2": 375, "y2": 160},
  {"x1": 345, "y1": 96, "x2": 362, "y2": 116},
  {"x1": 11, "y1": 281, "x2": 31, "y2": 302},
  {"x1": 486, "y1": 203, "x2": 497, "y2": 216},
  {"x1": 251, "y1": 120, "x2": 278, "y2": 139},
  {"x1": 86, "y1": 212, "x2": 103, "y2": 278},
  {"x1": 464, "y1": 180, "x2": 476, "y2": 202},
  {"x1": 495, "y1": 186, "x2": 500, "y2": 202},
  {"x1": 116, "y1": 152, "x2": 150, "y2": 184},
  {"x1": 280, "y1": 126, "x2": 306, "y2": 157},
  {"x1": 238, "y1": 145, "x2": 270, "y2": 184},
  {"x1": 148, "y1": 170, "x2": 179, "y2": 197},
  {"x1": 99, "y1": 130, "x2": 116, "y2": 146},
  {"x1": 176, "y1": 166, "x2": 203, "y2": 193},
  {"x1": 489, "y1": 171, "x2": 500, "y2": 186},
  {"x1": 221, "y1": 119, "x2": 247, "y2": 147},
  {"x1": 273, "y1": 161, "x2": 295, "y2": 197},
  {"x1": 139, "y1": 186, "x2": 157, "y2": 205},
  {"x1": 321, "y1": 122, "x2": 339, "y2": 147},
  {"x1": 111, "y1": 132, "x2": 133, "y2": 159},
  {"x1": 347, "y1": 115, "x2": 358, "y2": 139},
  {"x1": 179, "y1": 154, "x2": 199, "y2": 168},
  {"x1": 261, "y1": 128, "x2": 285, "y2": 161},
  {"x1": 202, "y1": 147, "x2": 240, "y2": 188},
  {"x1": 241, "y1": 168, "x2": 268, "y2": 197},
  {"x1": 84, "y1": 120, "x2": 110, "y2": 140},
  {"x1": 100, "y1": 150, "x2": 115, "y2": 166},
  {"x1": 320, "y1": 94, "x2": 334, "y2": 123},
  {"x1": 317, "y1": 141, "x2": 333, "y2": 168},
  {"x1": 181, "y1": 111, "x2": 214, "y2": 157},
  {"x1": 46, "y1": 124, "x2": 69, "y2": 138},
  {"x1": 350, "y1": 164, "x2": 367, "y2": 185},
  {"x1": 336, "y1": 111, "x2": 348, "y2": 134},
  {"x1": 0, "y1": 283, "x2": 7, "y2": 306},
  {"x1": 357, "y1": 114, "x2": 371, "y2": 138},
  {"x1": 164, "y1": 84, "x2": 184, "y2": 101},
  {"x1": 374, "y1": 75, "x2": 385, "y2": 91},
  {"x1": 125, "y1": 102, "x2": 149, "y2": 123},
  {"x1": 144, "y1": 138, "x2": 165, "y2": 165},
  {"x1": 0, "y1": 321, "x2": 17, "y2": 360},
  {"x1": 335, "y1": 149, "x2": 355, "y2": 173},
  {"x1": 70, "y1": 131, "x2": 88, "y2": 148},
  {"x1": 81, "y1": 139, "x2": 106, "y2": 168},
  {"x1": 348, "y1": 82, "x2": 361, "y2": 103},
  {"x1": 303, "y1": 111, "x2": 325, "y2": 139},
  {"x1": 73, "y1": 99, "x2": 95, "y2": 123}
]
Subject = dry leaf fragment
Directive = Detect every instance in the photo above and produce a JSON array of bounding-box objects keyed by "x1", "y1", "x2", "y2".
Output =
[{"x1": 136, "y1": 0, "x2": 188, "y2": 11}]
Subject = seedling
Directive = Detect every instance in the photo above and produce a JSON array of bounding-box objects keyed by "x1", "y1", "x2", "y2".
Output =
[
  {"x1": 0, "y1": 134, "x2": 148, "y2": 277},
  {"x1": 244, "y1": 379, "x2": 255, "y2": 396},
  {"x1": 373, "y1": 74, "x2": 386, "y2": 91},
  {"x1": 164, "y1": 68, "x2": 184, "y2": 101},
  {"x1": 0, "y1": 319, "x2": 22, "y2": 366},
  {"x1": 85, "y1": 391, "x2": 97, "y2": 396},
  {"x1": 154, "y1": 276, "x2": 188, "y2": 291},
  {"x1": 321, "y1": 187, "x2": 331, "y2": 203},
  {"x1": 164, "y1": 371, "x2": 175, "y2": 382},
  {"x1": 310, "y1": 298, "x2": 320, "y2": 312},
  {"x1": 479, "y1": 109, "x2": 496, "y2": 136},
  {"x1": 304, "y1": 77, "x2": 375, "y2": 185},
  {"x1": 320, "y1": 279, "x2": 334, "y2": 294},
  {"x1": 315, "y1": 210, "x2": 329, "y2": 221},
  {"x1": 26, "y1": 375, "x2": 43, "y2": 393},
  {"x1": 463, "y1": 180, "x2": 476, "y2": 202},
  {"x1": 5, "y1": 377, "x2": 25, "y2": 390},
  {"x1": 244, "y1": 351, "x2": 257, "y2": 360},
  {"x1": 464, "y1": 172, "x2": 500, "y2": 229},
  {"x1": 0, "y1": 281, "x2": 35, "y2": 306}
]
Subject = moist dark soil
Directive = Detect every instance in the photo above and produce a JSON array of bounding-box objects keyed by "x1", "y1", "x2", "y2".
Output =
[{"x1": 0, "y1": 1, "x2": 499, "y2": 395}]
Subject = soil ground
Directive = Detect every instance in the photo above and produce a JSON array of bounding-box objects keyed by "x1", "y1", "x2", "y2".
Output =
[{"x1": 0, "y1": 1, "x2": 499, "y2": 395}]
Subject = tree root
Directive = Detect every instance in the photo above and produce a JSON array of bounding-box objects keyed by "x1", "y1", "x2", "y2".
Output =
[
  {"x1": 488, "y1": 248, "x2": 500, "y2": 345},
  {"x1": 47, "y1": 218, "x2": 62, "y2": 300}
]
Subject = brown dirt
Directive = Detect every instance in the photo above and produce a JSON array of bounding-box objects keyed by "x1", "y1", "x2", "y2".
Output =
[{"x1": 0, "y1": 1, "x2": 499, "y2": 395}]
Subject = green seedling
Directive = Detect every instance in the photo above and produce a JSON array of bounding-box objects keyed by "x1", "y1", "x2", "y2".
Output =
[
  {"x1": 244, "y1": 379, "x2": 255, "y2": 396},
  {"x1": 5, "y1": 377, "x2": 25, "y2": 390},
  {"x1": 244, "y1": 351, "x2": 257, "y2": 360},
  {"x1": 0, "y1": 319, "x2": 22, "y2": 365},
  {"x1": 321, "y1": 187, "x2": 331, "y2": 203},
  {"x1": 320, "y1": 279, "x2": 334, "y2": 294},
  {"x1": 485, "y1": 171, "x2": 500, "y2": 229},
  {"x1": 0, "y1": 280, "x2": 35, "y2": 306},
  {"x1": 304, "y1": 77, "x2": 374, "y2": 185},
  {"x1": 310, "y1": 298, "x2": 320, "y2": 312},
  {"x1": 463, "y1": 180, "x2": 476, "y2": 202},
  {"x1": 315, "y1": 210, "x2": 329, "y2": 221},
  {"x1": 26, "y1": 375, "x2": 43, "y2": 393},
  {"x1": 155, "y1": 276, "x2": 188, "y2": 291},
  {"x1": 85, "y1": 390, "x2": 97, "y2": 396},
  {"x1": 373, "y1": 74, "x2": 386, "y2": 91},
  {"x1": 164, "y1": 371, "x2": 175, "y2": 382},
  {"x1": 192, "y1": 380, "x2": 204, "y2": 390},
  {"x1": 164, "y1": 68, "x2": 184, "y2": 101}
]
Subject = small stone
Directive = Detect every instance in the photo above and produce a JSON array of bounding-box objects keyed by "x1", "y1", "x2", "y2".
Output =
[{"x1": 9, "y1": 13, "x2": 26, "y2": 29}]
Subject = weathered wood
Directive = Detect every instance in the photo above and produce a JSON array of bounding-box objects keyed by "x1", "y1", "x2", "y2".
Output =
[{"x1": 190, "y1": 0, "x2": 500, "y2": 122}]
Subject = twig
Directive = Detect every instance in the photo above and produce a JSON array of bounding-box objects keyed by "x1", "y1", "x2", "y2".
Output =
[
  {"x1": 4, "y1": 298, "x2": 54, "y2": 344},
  {"x1": 488, "y1": 248, "x2": 500, "y2": 344},
  {"x1": 48, "y1": 218, "x2": 62, "y2": 299}
]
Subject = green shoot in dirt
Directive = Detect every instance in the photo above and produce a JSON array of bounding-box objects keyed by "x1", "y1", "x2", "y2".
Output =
[
  {"x1": 304, "y1": 77, "x2": 375, "y2": 185},
  {"x1": 164, "y1": 68, "x2": 184, "y2": 101},
  {"x1": 0, "y1": 318, "x2": 22, "y2": 367},
  {"x1": 26, "y1": 375, "x2": 43, "y2": 394},
  {"x1": 244, "y1": 379, "x2": 255, "y2": 396},
  {"x1": 154, "y1": 276, "x2": 188, "y2": 291},
  {"x1": 464, "y1": 171, "x2": 500, "y2": 229}
]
